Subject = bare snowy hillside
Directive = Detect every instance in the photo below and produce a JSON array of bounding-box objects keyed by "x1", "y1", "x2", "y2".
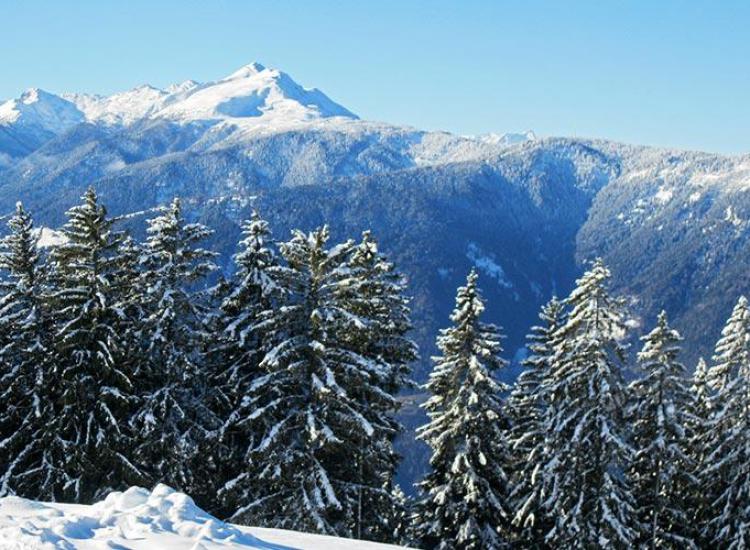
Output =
[{"x1": 0, "y1": 485, "x2": 407, "y2": 549}]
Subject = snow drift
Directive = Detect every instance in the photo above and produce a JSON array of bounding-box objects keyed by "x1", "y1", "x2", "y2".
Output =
[{"x1": 0, "y1": 485, "x2": 405, "y2": 549}]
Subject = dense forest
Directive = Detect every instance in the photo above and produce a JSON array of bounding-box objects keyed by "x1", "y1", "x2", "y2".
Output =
[{"x1": 0, "y1": 188, "x2": 748, "y2": 549}]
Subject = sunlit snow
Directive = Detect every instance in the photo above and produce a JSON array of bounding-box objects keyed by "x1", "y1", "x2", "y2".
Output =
[{"x1": 0, "y1": 485, "x2": 405, "y2": 549}]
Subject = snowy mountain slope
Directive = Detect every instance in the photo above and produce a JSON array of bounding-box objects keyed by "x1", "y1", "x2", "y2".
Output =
[
  {"x1": 63, "y1": 84, "x2": 175, "y2": 125},
  {"x1": 0, "y1": 63, "x2": 533, "y2": 215},
  {"x1": 0, "y1": 62, "x2": 356, "y2": 146},
  {"x1": 155, "y1": 62, "x2": 357, "y2": 125},
  {"x1": 476, "y1": 130, "x2": 536, "y2": 146},
  {"x1": 0, "y1": 89, "x2": 85, "y2": 158},
  {"x1": 0, "y1": 485, "x2": 406, "y2": 549},
  {"x1": 576, "y1": 147, "x2": 750, "y2": 367},
  {"x1": 0, "y1": 88, "x2": 84, "y2": 133}
]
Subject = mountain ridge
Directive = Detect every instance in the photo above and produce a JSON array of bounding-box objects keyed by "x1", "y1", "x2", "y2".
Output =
[
  {"x1": 0, "y1": 61, "x2": 358, "y2": 138},
  {"x1": 1, "y1": 62, "x2": 749, "y2": 380}
]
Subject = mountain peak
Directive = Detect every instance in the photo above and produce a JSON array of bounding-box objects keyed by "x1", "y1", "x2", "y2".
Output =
[
  {"x1": 0, "y1": 88, "x2": 83, "y2": 133},
  {"x1": 2, "y1": 62, "x2": 357, "y2": 135},
  {"x1": 477, "y1": 130, "x2": 537, "y2": 146},
  {"x1": 166, "y1": 80, "x2": 200, "y2": 94},
  {"x1": 222, "y1": 61, "x2": 267, "y2": 81},
  {"x1": 157, "y1": 62, "x2": 357, "y2": 124},
  {"x1": 20, "y1": 87, "x2": 41, "y2": 103},
  {"x1": 19, "y1": 88, "x2": 63, "y2": 105}
]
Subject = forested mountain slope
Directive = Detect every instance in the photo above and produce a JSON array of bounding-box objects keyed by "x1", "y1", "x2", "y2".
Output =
[{"x1": 1, "y1": 62, "x2": 749, "y2": 378}]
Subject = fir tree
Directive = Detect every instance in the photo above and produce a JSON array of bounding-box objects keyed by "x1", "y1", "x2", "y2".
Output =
[
  {"x1": 47, "y1": 187, "x2": 142, "y2": 502},
  {"x1": 703, "y1": 296, "x2": 750, "y2": 548},
  {"x1": 414, "y1": 269, "x2": 512, "y2": 550},
  {"x1": 0, "y1": 203, "x2": 55, "y2": 498},
  {"x1": 507, "y1": 296, "x2": 565, "y2": 546},
  {"x1": 130, "y1": 197, "x2": 218, "y2": 495},
  {"x1": 231, "y1": 226, "x2": 354, "y2": 534},
  {"x1": 627, "y1": 311, "x2": 696, "y2": 548},
  {"x1": 538, "y1": 258, "x2": 636, "y2": 547}
]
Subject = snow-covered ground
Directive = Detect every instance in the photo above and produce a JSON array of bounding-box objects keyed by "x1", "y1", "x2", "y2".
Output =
[{"x1": 0, "y1": 485, "x2": 406, "y2": 549}]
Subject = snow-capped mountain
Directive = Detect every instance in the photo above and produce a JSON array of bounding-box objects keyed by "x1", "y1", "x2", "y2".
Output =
[
  {"x1": 1, "y1": 62, "x2": 357, "y2": 137},
  {"x1": 63, "y1": 84, "x2": 175, "y2": 125},
  {"x1": 156, "y1": 62, "x2": 357, "y2": 124},
  {"x1": 0, "y1": 89, "x2": 85, "y2": 160},
  {"x1": 477, "y1": 130, "x2": 537, "y2": 146},
  {"x1": 0, "y1": 88, "x2": 84, "y2": 133}
]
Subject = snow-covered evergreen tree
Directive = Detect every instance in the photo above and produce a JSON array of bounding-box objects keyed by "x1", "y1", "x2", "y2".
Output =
[
  {"x1": 388, "y1": 484, "x2": 413, "y2": 547},
  {"x1": 213, "y1": 211, "x2": 280, "y2": 517},
  {"x1": 538, "y1": 258, "x2": 636, "y2": 547},
  {"x1": 687, "y1": 357, "x2": 712, "y2": 545},
  {"x1": 110, "y1": 234, "x2": 147, "y2": 386},
  {"x1": 507, "y1": 296, "x2": 565, "y2": 546},
  {"x1": 339, "y1": 231, "x2": 416, "y2": 394},
  {"x1": 334, "y1": 230, "x2": 417, "y2": 542},
  {"x1": 627, "y1": 311, "x2": 696, "y2": 548},
  {"x1": 703, "y1": 296, "x2": 750, "y2": 548},
  {"x1": 414, "y1": 269, "x2": 512, "y2": 550},
  {"x1": 130, "y1": 197, "x2": 218, "y2": 496},
  {"x1": 690, "y1": 358, "x2": 711, "y2": 438},
  {"x1": 234, "y1": 226, "x2": 413, "y2": 540},
  {"x1": 47, "y1": 187, "x2": 142, "y2": 502},
  {"x1": 0, "y1": 203, "x2": 56, "y2": 499}
]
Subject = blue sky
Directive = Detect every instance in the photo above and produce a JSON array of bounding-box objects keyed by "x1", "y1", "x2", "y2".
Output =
[{"x1": 2, "y1": 0, "x2": 748, "y2": 153}]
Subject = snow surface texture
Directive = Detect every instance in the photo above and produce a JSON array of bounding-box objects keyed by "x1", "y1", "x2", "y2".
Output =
[{"x1": 0, "y1": 485, "x2": 405, "y2": 549}]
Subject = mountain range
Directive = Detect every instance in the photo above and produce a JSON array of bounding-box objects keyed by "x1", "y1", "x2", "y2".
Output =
[{"x1": 1, "y1": 61, "x2": 749, "y2": 382}]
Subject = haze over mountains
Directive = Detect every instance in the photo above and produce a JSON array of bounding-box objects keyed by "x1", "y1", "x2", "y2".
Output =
[{"x1": 1, "y1": 61, "x2": 749, "y2": 382}]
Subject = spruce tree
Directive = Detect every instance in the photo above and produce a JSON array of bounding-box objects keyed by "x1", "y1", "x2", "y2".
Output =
[
  {"x1": 232, "y1": 226, "x2": 354, "y2": 534},
  {"x1": 389, "y1": 485, "x2": 414, "y2": 547},
  {"x1": 627, "y1": 311, "x2": 696, "y2": 548},
  {"x1": 214, "y1": 211, "x2": 280, "y2": 517},
  {"x1": 507, "y1": 296, "x2": 565, "y2": 546},
  {"x1": 130, "y1": 197, "x2": 218, "y2": 495},
  {"x1": 0, "y1": 203, "x2": 55, "y2": 498},
  {"x1": 538, "y1": 258, "x2": 636, "y2": 547},
  {"x1": 703, "y1": 296, "x2": 750, "y2": 548},
  {"x1": 47, "y1": 187, "x2": 142, "y2": 502},
  {"x1": 690, "y1": 358, "x2": 711, "y2": 438},
  {"x1": 414, "y1": 269, "x2": 512, "y2": 550},
  {"x1": 339, "y1": 231, "x2": 416, "y2": 394},
  {"x1": 687, "y1": 357, "x2": 712, "y2": 545},
  {"x1": 234, "y1": 226, "x2": 412, "y2": 539},
  {"x1": 334, "y1": 230, "x2": 417, "y2": 542}
]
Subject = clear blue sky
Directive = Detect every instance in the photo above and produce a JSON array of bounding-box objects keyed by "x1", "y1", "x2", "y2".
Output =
[{"x1": 2, "y1": 0, "x2": 748, "y2": 153}]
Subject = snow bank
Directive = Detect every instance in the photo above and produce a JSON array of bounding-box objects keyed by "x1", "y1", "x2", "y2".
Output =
[{"x1": 0, "y1": 485, "x2": 405, "y2": 549}]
